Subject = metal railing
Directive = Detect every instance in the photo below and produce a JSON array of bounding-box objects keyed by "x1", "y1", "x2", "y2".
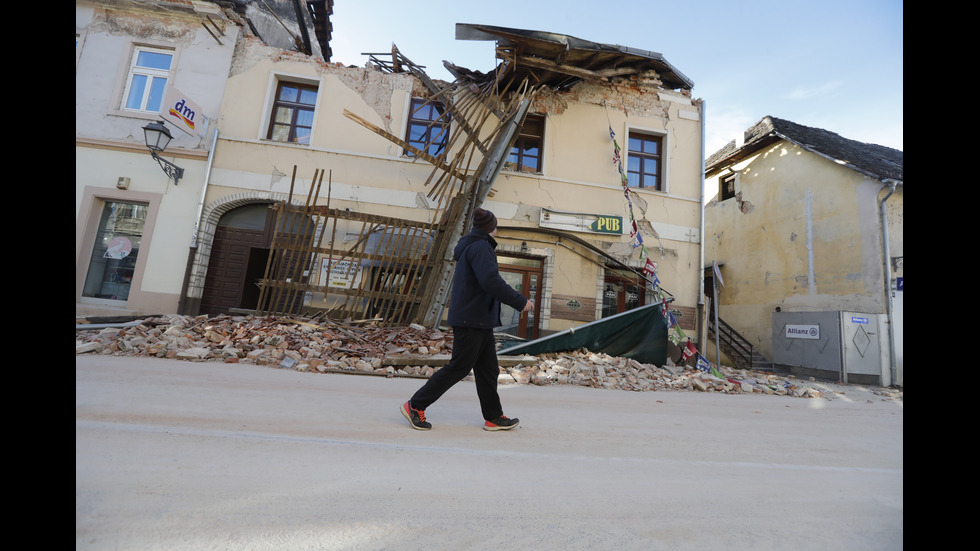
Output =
[{"x1": 706, "y1": 316, "x2": 773, "y2": 371}]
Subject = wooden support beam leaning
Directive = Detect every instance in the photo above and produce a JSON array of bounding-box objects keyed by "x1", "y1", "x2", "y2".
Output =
[{"x1": 342, "y1": 109, "x2": 469, "y2": 182}]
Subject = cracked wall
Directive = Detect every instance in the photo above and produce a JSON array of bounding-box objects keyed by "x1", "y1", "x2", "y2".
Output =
[
  {"x1": 704, "y1": 140, "x2": 899, "y2": 359},
  {"x1": 228, "y1": 36, "x2": 422, "y2": 138}
]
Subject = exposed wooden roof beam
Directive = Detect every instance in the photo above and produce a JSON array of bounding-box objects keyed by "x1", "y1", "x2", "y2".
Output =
[{"x1": 515, "y1": 54, "x2": 605, "y2": 81}]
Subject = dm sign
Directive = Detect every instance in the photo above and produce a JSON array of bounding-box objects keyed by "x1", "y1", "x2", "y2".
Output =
[{"x1": 160, "y1": 86, "x2": 205, "y2": 137}]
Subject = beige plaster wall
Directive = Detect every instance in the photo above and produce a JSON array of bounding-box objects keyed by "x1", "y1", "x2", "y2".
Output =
[
  {"x1": 75, "y1": 145, "x2": 208, "y2": 317},
  {"x1": 704, "y1": 140, "x2": 900, "y2": 358}
]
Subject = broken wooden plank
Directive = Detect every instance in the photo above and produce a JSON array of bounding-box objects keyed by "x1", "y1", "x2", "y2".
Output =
[
  {"x1": 342, "y1": 109, "x2": 469, "y2": 182},
  {"x1": 383, "y1": 353, "x2": 539, "y2": 367}
]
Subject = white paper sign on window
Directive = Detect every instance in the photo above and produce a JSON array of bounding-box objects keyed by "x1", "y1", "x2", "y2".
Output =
[
  {"x1": 321, "y1": 259, "x2": 362, "y2": 289},
  {"x1": 104, "y1": 236, "x2": 133, "y2": 259}
]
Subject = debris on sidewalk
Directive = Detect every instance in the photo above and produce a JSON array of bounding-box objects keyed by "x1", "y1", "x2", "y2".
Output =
[{"x1": 75, "y1": 313, "x2": 902, "y2": 402}]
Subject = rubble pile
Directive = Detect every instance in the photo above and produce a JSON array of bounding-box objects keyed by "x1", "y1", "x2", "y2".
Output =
[{"x1": 75, "y1": 314, "x2": 901, "y2": 401}]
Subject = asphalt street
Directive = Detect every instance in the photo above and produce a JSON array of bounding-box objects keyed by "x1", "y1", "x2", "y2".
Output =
[{"x1": 76, "y1": 355, "x2": 903, "y2": 550}]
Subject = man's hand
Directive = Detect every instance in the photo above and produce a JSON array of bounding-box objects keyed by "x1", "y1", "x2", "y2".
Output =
[{"x1": 522, "y1": 299, "x2": 535, "y2": 312}]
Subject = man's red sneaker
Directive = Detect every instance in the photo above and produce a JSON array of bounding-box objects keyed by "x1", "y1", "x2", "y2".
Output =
[
  {"x1": 401, "y1": 401, "x2": 431, "y2": 430},
  {"x1": 483, "y1": 415, "x2": 519, "y2": 431}
]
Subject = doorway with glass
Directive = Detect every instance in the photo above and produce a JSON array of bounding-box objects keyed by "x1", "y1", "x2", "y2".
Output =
[{"x1": 497, "y1": 254, "x2": 542, "y2": 341}]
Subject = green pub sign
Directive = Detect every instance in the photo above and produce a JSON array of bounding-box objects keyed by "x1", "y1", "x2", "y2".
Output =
[{"x1": 589, "y1": 215, "x2": 623, "y2": 234}]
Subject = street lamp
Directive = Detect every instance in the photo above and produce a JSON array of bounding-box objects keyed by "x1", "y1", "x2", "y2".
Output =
[{"x1": 142, "y1": 121, "x2": 184, "y2": 185}]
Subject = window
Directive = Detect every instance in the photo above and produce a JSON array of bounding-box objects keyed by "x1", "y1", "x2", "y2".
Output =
[
  {"x1": 602, "y1": 268, "x2": 647, "y2": 318},
  {"x1": 82, "y1": 201, "x2": 148, "y2": 302},
  {"x1": 505, "y1": 114, "x2": 544, "y2": 173},
  {"x1": 267, "y1": 81, "x2": 319, "y2": 144},
  {"x1": 627, "y1": 132, "x2": 663, "y2": 190},
  {"x1": 122, "y1": 47, "x2": 173, "y2": 113},
  {"x1": 405, "y1": 98, "x2": 450, "y2": 157},
  {"x1": 720, "y1": 172, "x2": 737, "y2": 201}
]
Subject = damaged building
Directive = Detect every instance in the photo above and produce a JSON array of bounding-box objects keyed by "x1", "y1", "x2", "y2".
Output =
[
  {"x1": 76, "y1": 0, "x2": 708, "y2": 361},
  {"x1": 703, "y1": 116, "x2": 903, "y2": 385}
]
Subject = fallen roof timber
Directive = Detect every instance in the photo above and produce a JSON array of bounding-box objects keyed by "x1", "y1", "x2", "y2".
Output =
[{"x1": 383, "y1": 353, "x2": 540, "y2": 367}]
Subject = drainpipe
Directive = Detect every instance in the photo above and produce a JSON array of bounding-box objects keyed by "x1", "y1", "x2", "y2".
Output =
[
  {"x1": 191, "y1": 127, "x2": 218, "y2": 249},
  {"x1": 177, "y1": 127, "x2": 219, "y2": 314},
  {"x1": 697, "y1": 101, "x2": 707, "y2": 355},
  {"x1": 879, "y1": 178, "x2": 899, "y2": 386}
]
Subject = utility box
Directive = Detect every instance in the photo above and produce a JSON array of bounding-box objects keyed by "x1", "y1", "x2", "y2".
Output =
[{"x1": 772, "y1": 311, "x2": 883, "y2": 385}]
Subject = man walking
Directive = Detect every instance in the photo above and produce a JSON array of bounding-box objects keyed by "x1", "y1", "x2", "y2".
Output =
[{"x1": 401, "y1": 208, "x2": 534, "y2": 431}]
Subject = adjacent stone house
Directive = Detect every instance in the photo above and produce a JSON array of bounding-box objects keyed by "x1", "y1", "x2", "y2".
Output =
[{"x1": 703, "y1": 116, "x2": 902, "y2": 385}]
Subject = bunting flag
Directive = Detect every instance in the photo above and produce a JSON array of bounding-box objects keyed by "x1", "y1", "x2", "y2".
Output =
[
  {"x1": 669, "y1": 325, "x2": 686, "y2": 345},
  {"x1": 643, "y1": 258, "x2": 657, "y2": 276},
  {"x1": 711, "y1": 364, "x2": 725, "y2": 379},
  {"x1": 680, "y1": 340, "x2": 698, "y2": 362},
  {"x1": 613, "y1": 128, "x2": 640, "y2": 247},
  {"x1": 696, "y1": 354, "x2": 712, "y2": 373},
  {"x1": 607, "y1": 120, "x2": 724, "y2": 380}
]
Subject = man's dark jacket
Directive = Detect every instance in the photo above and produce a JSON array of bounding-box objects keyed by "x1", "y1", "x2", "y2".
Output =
[{"x1": 447, "y1": 229, "x2": 528, "y2": 329}]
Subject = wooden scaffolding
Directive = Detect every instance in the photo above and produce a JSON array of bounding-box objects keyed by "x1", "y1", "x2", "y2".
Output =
[{"x1": 255, "y1": 45, "x2": 541, "y2": 327}]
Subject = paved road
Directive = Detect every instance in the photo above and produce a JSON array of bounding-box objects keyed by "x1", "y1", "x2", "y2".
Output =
[{"x1": 76, "y1": 355, "x2": 902, "y2": 550}]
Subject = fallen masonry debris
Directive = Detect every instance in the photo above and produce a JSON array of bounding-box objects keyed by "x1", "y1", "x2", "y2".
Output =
[{"x1": 75, "y1": 314, "x2": 902, "y2": 402}]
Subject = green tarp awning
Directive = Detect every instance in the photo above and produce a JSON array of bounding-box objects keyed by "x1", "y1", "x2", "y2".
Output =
[{"x1": 498, "y1": 303, "x2": 668, "y2": 365}]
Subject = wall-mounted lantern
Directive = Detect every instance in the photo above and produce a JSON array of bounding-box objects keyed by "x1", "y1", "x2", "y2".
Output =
[{"x1": 142, "y1": 121, "x2": 184, "y2": 185}]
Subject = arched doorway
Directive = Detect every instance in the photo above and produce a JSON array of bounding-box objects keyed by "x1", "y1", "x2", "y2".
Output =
[{"x1": 200, "y1": 204, "x2": 276, "y2": 315}]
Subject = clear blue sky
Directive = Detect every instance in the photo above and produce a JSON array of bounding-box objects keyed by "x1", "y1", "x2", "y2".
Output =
[{"x1": 327, "y1": 0, "x2": 903, "y2": 156}]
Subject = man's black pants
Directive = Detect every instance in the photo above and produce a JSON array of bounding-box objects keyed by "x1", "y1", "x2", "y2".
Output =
[{"x1": 409, "y1": 326, "x2": 503, "y2": 421}]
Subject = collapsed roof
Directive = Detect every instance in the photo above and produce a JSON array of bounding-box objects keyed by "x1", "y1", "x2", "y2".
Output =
[
  {"x1": 220, "y1": 5, "x2": 693, "y2": 94},
  {"x1": 224, "y1": 0, "x2": 331, "y2": 60},
  {"x1": 454, "y1": 23, "x2": 695, "y2": 91}
]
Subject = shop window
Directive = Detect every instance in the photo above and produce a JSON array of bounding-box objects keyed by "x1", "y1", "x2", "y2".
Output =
[
  {"x1": 602, "y1": 268, "x2": 646, "y2": 318},
  {"x1": 82, "y1": 201, "x2": 148, "y2": 302}
]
